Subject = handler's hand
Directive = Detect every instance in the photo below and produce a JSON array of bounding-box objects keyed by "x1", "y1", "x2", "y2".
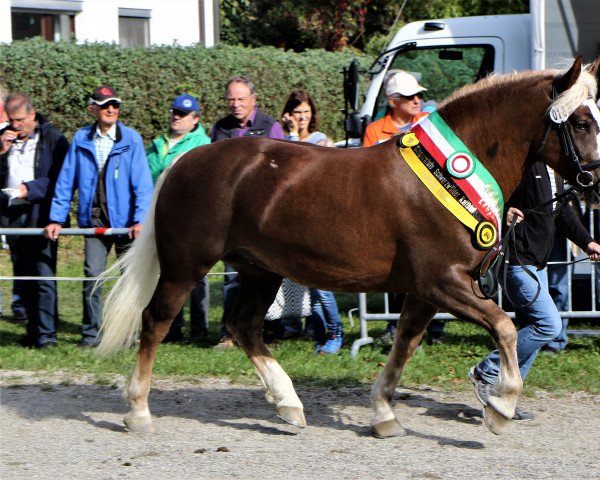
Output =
[
  {"x1": 44, "y1": 223, "x2": 62, "y2": 241},
  {"x1": 585, "y1": 241, "x2": 600, "y2": 261},
  {"x1": 129, "y1": 223, "x2": 142, "y2": 240},
  {"x1": 506, "y1": 207, "x2": 524, "y2": 225}
]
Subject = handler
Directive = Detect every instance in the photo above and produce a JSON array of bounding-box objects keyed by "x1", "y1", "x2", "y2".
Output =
[{"x1": 469, "y1": 162, "x2": 600, "y2": 420}]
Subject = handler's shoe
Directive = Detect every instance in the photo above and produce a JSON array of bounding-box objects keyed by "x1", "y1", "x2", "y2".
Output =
[
  {"x1": 468, "y1": 366, "x2": 491, "y2": 406},
  {"x1": 318, "y1": 334, "x2": 343, "y2": 355},
  {"x1": 512, "y1": 408, "x2": 534, "y2": 421}
]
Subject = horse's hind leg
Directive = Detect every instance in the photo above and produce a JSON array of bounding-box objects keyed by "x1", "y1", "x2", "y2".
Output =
[
  {"x1": 370, "y1": 294, "x2": 438, "y2": 438},
  {"x1": 124, "y1": 276, "x2": 195, "y2": 433},
  {"x1": 227, "y1": 268, "x2": 306, "y2": 428}
]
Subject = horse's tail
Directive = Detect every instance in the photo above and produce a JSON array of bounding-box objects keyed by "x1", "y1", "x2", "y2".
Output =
[{"x1": 96, "y1": 159, "x2": 180, "y2": 356}]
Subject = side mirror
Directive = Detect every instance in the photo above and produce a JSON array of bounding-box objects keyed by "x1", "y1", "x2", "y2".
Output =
[{"x1": 344, "y1": 59, "x2": 360, "y2": 111}]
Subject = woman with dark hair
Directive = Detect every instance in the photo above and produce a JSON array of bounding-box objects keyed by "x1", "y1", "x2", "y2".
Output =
[
  {"x1": 281, "y1": 88, "x2": 334, "y2": 147},
  {"x1": 280, "y1": 88, "x2": 343, "y2": 354}
]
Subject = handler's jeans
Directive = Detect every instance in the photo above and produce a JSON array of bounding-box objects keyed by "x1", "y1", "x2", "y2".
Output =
[
  {"x1": 82, "y1": 235, "x2": 130, "y2": 346},
  {"x1": 475, "y1": 265, "x2": 562, "y2": 385}
]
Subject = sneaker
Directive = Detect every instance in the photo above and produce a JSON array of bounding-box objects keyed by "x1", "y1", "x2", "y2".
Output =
[
  {"x1": 317, "y1": 334, "x2": 343, "y2": 355},
  {"x1": 468, "y1": 366, "x2": 491, "y2": 406},
  {"x1": 213, "y1": 334, "x2": 236, "y2": 349},
  {"x1": 512, "y1": 407, "x2": 534, "y2": 421},
  {"x1": 38, "y1": 341, "x2": 58, "y2": 349}
]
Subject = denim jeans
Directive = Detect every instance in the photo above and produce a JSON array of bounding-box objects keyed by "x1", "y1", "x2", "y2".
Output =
[
  {"x1": 476, "y1": 265, "x2": 562, "y2": 384},
  {"x1": 308, "y1": 289, "x2": 343, "y2": 342},
  {"x1": 170, "y1": 276, "x2": 209, "y2": 336},
  {"x1": 82, "y1": 235, "x2": 130, "y2": 345},
  {"x1": 4, "y1": 208, "x2": 58, "y2": 345}
]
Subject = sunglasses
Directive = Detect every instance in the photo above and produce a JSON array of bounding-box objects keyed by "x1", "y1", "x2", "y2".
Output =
[
  {"x1": 396, "y1": 92, "x2": 424, "y2": 100},
  {"x1": 170, "y1": 109, "x2": 192, "y2": 117},
  {"x1": 98, "y1": 101, "x2": 121, "y2": 109}
]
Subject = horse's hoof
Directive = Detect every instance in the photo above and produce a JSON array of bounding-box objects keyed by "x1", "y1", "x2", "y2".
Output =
[
  {"x1": 124, "y1": 415, "x2": 154, "y2": 433},
  {"x1": 277, "y1": 406, "x2": 306, "y2": 428},
  {"x1": 371, "y1": 419, "x2": 407, "y2": 438},
  {"x1": 482, "y1": 405, "x2": 510, "y2": 435}
]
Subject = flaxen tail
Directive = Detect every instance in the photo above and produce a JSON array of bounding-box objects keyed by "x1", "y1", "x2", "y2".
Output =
[{"x1": 95, "y1": 160, "x2": 179, "y2": 356}]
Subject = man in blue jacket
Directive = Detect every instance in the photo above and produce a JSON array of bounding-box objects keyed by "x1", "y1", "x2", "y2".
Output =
[
  {"x1": 44, "y1": 85, "x2": 153, "y2": 347},
  {"x1": 1, "y1": 93, "x2": 69, "y2": 348}
]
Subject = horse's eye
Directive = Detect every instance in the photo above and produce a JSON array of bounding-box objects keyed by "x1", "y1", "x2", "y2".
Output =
[{"x1": 575, "y1": 121, "x2": 588, "y2": 131}]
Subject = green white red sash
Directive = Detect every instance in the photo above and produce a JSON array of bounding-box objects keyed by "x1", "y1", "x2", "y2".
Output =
[{"x1": 400, "y1": 111, "x2": 504, "y2": 249}]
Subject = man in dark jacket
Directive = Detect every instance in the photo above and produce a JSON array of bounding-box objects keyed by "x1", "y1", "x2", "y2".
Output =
[
  {"x1": 469, "y1": 162, "x2": 600, "y2": 419},
  {"x1": 0, "y1": 92, "x2": 69, "y2": 348},
  {"x1": 211, "y1": 76, "x2": 285, "y2": 348}
]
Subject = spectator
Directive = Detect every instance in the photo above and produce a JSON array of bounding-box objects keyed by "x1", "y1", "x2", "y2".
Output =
[
  {"x1": 0, "y1": 87, "x2": 27, "y2": 321},
  {"x1": 363, "y1": 71, "x2": 445, "y2": 345},
  {"x1": 146, "y1": 94, "x2": 211, "y2": 342},
  {"x1": 44, "y1": 85, "x2": 153, "y2": 347},
  {"x1": 0, "y1": 92, "x2": 69, "y2": 348},
  {"x1": 469, "y1": 163, "x2": 600, "y2": 420},
  {"x1": 363, "y1": 70, "x2": 428, "y2": 147},
  {"x1": 280, "y1": 88, "x2": 343, "y2": 354},
  {"x1": 211, "y1": 76, "x2": 285, "y2": 349}
]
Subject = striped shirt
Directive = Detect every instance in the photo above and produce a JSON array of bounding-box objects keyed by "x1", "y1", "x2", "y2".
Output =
[{"x1": 93, "y1": 124, "x2": 117, "y2": 171}]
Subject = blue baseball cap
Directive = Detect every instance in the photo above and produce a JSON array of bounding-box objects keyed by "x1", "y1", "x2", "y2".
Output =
[{"x1": 170, "y1": 94, "x2": 199, "y2": 114}]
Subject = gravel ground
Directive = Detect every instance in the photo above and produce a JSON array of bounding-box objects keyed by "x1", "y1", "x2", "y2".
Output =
[{"x1": 1, "y1": 370, "x2": 599, "y2": 480}]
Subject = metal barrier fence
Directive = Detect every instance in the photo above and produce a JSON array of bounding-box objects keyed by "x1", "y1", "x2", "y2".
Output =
[{"x1": 2, "y1": 221, "x2": 599, "y2": 357}]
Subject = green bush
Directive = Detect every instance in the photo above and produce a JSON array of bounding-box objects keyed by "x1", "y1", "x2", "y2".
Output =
[{"x1": 0, "y1": 38, "x2": 371, "y2": 143}]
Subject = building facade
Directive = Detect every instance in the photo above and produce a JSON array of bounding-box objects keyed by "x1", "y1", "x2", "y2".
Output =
[{"x1": 0, "y1": 0, "x2": 219, "y2": 47}]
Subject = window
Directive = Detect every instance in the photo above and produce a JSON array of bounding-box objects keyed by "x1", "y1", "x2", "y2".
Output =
[
  {"x1": 12, "y1": 10, "x2": 75, "y2": 41},
  {"x1": 118, "y1": 9, "x2": 150, "y2": 48},
  {"x1": 372, "y1": 45, "x2": 495, "y2": 121}
]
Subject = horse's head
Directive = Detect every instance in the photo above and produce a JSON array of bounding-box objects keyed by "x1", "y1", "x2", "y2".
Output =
[{"x1": 541, "y1": 56, "x2": 600, "y2": 194}]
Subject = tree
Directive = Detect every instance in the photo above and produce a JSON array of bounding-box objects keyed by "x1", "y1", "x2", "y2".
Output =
[{"x1": 219, "y1": 0, "x2": 528, "y2": 52}]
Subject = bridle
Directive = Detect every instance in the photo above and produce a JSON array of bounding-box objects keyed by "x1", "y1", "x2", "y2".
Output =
[{"x1": 537, "y1": 77, "x2": 600, "y2": 188}]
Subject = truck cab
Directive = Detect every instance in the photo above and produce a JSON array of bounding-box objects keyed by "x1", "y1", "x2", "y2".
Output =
[{"x1": 344, "y1": 14, "x2": 532, "y2": 143}]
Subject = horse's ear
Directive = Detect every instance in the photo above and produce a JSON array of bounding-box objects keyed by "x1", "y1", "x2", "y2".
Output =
[
  {"x1": 588, "y1": 55, "x2": 600, "y2": 77},
  {"x1": 555, "y1": 55, "x2": 583, "y2": 94}
]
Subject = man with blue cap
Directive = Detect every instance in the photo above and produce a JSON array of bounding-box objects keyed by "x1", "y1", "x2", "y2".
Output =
[
  {"x1": 146, "y1": 93, "x2": 211, "y2": 183},
  {"x1": 146, "y1": 93, "x2": 211, "y2": 342}
]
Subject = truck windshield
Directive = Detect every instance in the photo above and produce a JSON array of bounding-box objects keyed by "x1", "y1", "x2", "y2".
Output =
[{"x1": 372, "y1": 45, "x2": 494, "y2": 120}]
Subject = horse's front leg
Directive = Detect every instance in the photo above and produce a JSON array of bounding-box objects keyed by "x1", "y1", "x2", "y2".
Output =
[
  {"x1": 228, "y1": 272, "x2": 306, "y2": 428},
  {"x1": 429, "y1": 272, "x2": 522, "y2": 434},
  {"x1": 371, "y1": 294, "x2": 438, "y2": 438}
]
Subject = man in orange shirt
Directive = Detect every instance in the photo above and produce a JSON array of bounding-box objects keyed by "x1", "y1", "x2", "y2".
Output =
[{"x1": 363, "y1": 70, "x2": 428, "y2": 147}]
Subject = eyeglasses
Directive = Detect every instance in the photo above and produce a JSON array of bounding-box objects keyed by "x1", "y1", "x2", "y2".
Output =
[
  {"x1": 98, "y1": 101, "x2": 121, "y2": 110},
  {"x1": 169, "y1": 109, "x2": 191, "y2": 117},
  {"x1": 395, "y1": 92, "x2": 424, "y2": 100}
]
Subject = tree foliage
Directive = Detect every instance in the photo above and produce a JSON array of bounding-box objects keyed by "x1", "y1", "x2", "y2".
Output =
[{"x1": 219, "y1": 0, "x2": 528, "y2": 52}]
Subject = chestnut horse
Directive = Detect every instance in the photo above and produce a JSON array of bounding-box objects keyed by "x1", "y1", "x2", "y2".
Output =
[{"x1": 97, "y1": 56, "x2": 600, "y2": 437}]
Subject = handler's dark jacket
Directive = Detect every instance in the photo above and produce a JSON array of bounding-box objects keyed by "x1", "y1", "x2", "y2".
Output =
[
  {"x1": 0, "y1": 114, "x2": 69, "y2": 227},
  {"x1": 211, "y1": 108, "x2": 279, "y2": 141},
  {"x1": 506, "y1": 161, "x2": 593, "y2": 268}
]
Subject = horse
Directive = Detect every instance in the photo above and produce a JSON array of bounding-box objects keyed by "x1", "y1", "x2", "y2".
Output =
[{"x1": 96, "y1": 56, "x2": 600, "y2": 437}]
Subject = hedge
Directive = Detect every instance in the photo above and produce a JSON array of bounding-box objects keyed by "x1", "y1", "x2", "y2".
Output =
[{"x1": 0, "y1": 38, "x2": 372, "y2": 143}]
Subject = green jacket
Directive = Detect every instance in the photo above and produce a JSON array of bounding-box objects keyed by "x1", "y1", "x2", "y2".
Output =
[{"x1": 146, "y1": 124, "x2": 211, "y2": 183}]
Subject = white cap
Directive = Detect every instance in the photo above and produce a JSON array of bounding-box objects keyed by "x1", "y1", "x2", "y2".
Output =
[{"x1": 385, "y1": 71, "x2": 427, "y2": 97}]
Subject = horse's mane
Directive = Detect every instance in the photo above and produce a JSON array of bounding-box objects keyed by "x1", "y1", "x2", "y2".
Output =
[{"x1": 440, "y1": 61, "x2": 598, "y2": 118}]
